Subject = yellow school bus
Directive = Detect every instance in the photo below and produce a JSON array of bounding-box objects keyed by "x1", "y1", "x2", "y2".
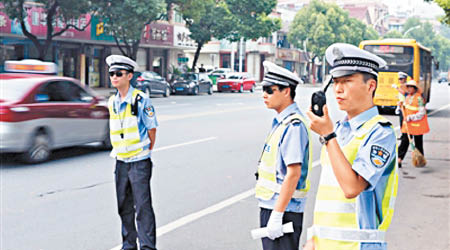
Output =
[{"x1": 359, "y1": 39, "x2": 432, "y2": 110}]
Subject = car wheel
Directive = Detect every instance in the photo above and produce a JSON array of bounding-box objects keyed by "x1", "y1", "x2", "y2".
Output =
[
  {"x1": 145, "y1": 87, "x2": 151, "y2": 96},
  {"x1": 100, "y1": 126, "x2": 112, "y2": 150},
  {"x1": 208, "y1": 85, "x2": 213, "y2": 95},
  {"x1": 250, "y1": 84, "x2": 255, "y2": 93},
  {"x1": 22, "y1": 132, "x2": 51, "y2": 164},
  {"x1": 163, "y1": 87, "x2": 171, "y2": 97},
  {"x1": 193, "y1": 86, "x2": 199, "y2": 95},
  {"x1": 239, "y1": 84, "x2": 244, "y2": 93}
]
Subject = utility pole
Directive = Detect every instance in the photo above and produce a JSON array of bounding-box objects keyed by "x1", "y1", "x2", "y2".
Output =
[{"x1": 239, "y1": 37, "x2": 244, "y2": 72}]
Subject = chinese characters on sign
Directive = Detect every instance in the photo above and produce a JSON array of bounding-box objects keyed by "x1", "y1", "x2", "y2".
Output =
[{"x1": 142, "y1": 23, "x2": 173, "y2": 46}]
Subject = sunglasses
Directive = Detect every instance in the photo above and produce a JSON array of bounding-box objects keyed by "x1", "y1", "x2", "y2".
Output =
[
  {"x1": 109, "y1": 71, "x2": 126, "y2": 77},
  {"x1": 263, "y1": 86, "x2": 279, "y2": 94}
]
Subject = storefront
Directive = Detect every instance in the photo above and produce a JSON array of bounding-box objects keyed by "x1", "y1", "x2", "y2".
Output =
[{"x1": 1, "y1": 8, "x2": 183, "y2": 87}]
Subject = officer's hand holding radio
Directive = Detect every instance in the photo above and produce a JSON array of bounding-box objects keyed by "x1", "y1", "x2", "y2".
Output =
[
  {"x1": 308, "y1": 75, "x2": 334, "y2": 137},
  {"x1": 306, "y1": 104, "x2": 334, "y2": 137}
]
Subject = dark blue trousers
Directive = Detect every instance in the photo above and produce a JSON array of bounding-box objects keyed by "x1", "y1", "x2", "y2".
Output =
[
  {"x1": 260, "y1": 208, "x2": 303, "y2": 250},
  {"x1": 115, "y1": 158, "x2": 156, "y2": 250}
]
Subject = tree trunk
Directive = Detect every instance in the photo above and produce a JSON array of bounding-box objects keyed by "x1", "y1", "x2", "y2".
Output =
[
  {"x1": 192, "y1": 42, "x2": 204, "y2": 72},
  {"x1": 131, "y1": 40, "x2": 140, "y2": 61}
]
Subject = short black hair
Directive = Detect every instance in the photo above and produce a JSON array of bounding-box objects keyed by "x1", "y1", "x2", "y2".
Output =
[
  {"x1": 276, "y1": 84, "x2": 296, "y2": 100},
  {"x1": 361, "y1": 73, "x2": 377, "y2": 97},
  {"x1": 362, "y1": 72, "x2": 377, "y2": 83}
]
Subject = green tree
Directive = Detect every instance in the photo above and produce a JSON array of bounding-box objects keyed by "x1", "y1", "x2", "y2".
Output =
[
  {"x1": 288, "y1": 0, "x2": 376, "y2": 60},
  {"x1": 97, "y1": 0, "x2": 166, "y2": 60},
  {"x1": 175, "y1": 0, "x2": 280, "y2": 71},
  {"x1": 425, "y1": 0, "x2": 450, "y2": 25},
  {"x1": 2, "y1": 0, "x2": 96, "y2": 60},
  {"x1": 345, "y1": 18, "x2": 379, "y2": 45},
  {"x1": 225, "y1": 0, "x2": 281, "y2": 42},
  {"x1": 174, "y1": 0, "x2": 234, "y2": 70},
  {"x1": 383, "y1": 30, "x2": 404, "y2": 39},
  {"x1": 403, "y1": 17, "x2": 450, "y2": 71}
]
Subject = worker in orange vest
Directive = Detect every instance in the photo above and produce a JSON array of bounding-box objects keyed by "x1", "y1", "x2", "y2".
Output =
[{"x1": 398, "y1": 80, "x2": 430, "y2": 168}]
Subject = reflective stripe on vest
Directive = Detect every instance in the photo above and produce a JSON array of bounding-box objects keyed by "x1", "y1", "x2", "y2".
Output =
[
  {"x1": 255, "y1": 113, "x2": 313, "y2": 200},
  {"x1": 401, "y1": 93, "x2": 430, "y2": 135},
  {"x1": 108, "y1": 89, "x2": 150, "y2": 159},
  {"x1": 308, "y1": 115, "x2": 399, "y2": 249}
]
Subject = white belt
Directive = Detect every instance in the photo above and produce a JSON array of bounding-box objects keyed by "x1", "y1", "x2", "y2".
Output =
[
  {"x1": 256, "y1": 178, "x2": 307, "y2": 199},
  {"x1": 307, "y1": 226, "x2": 386, "y2": 243}
]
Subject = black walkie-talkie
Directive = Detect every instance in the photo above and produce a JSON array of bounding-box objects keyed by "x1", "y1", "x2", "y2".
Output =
[{"x1": 311, "y1": 76, "x2": 333, "y2": 117}]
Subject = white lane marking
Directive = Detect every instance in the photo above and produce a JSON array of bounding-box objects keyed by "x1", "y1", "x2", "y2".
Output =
[
  {"x1": 154, "y1": 137, "x2": 217, "y2": 152},
  {"x1": 428, "y1": 103, "x2": 450, "y2": 116},
  {"x1": 110, "y1": 104, "x2": 450, "y2": 249}
]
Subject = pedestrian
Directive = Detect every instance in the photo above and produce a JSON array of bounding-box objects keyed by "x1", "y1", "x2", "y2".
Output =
[
  {"x1": 199, "y1": 64, "x2": 206, "y2": 72},
  {"x1": 398, "y1": 79, "x2": 429, "y2": 168},
  {"x1": 304, "y1": 43, "x2": 399, "y2": 250},
  {"x1": 255, "y1": 61, "x2": 312, "y2": 250},
  {"x1": 393, "y1": 71, "x2": 408, "y2": 126},
  {"x1": 106, "y1": 55, "x2": 158, "y2": 250}
]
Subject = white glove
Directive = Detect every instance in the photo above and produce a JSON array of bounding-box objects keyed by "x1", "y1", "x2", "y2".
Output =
[
  {"x1": 267, "y1": 211, "x2": 284, "y2": 240},
  {"x1": 395, "y1": 106, "x2": 400, "y2": 115},
  {"x1": 391, "y1": 84, "x2": 398, "y2": 89}
]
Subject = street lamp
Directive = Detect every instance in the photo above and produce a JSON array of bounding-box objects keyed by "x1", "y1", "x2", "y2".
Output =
[{"x1": 403, "y1": 25, "x2": 421, "y2": 37}]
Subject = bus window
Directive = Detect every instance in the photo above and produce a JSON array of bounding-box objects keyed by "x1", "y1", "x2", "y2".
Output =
[
  {"x1": 364, "y1": 45, "x2": 414, "y2": 76},
  {"x1": 420, "y1": 49, "x2": 431, "y2": 80}
]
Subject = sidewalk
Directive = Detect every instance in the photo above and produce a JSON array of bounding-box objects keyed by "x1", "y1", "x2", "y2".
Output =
[
  {"x1": 91, "y1": 87, "x2": 116, "y2": 98},
  {"x1": 386, "y1": 107, "x2": 450, "y2": 250}
]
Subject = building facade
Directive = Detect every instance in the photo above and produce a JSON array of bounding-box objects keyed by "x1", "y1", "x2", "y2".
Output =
[{"x1": 0, "y1": 5, "x2": 193, "y2": 88}]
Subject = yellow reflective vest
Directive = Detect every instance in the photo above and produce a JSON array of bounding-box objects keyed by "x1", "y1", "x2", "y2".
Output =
[
  {"x1": 307, "y1": 115, "x2": 398, "y2": 249},
  {"x1": 108, "y1": 89, "x2": 150, "y2": 159},
  {"x1": 255, "y1": 113, "x2": 312, "y2": 201}
]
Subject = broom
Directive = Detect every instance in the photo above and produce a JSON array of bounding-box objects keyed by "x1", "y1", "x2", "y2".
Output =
[{"x1": 401, "y1": 105, "x2": 427, "y2": 168}]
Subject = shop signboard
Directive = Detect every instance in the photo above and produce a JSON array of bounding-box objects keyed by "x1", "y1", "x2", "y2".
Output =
[
  {"x1": 277, "y1": 48, "x2": 300, "y2": 62},
  {"x1": 90, "y1": 16, "x2": 115, "y2": 41},
  {"x1": 142, "y1": 23, "x2": 173, "y2": 46},
  {"x1": 173, "y1": 25, "x2": 196, "y2": 48},
  {"x1": 0, "y1": 8, "x2": 11, "y2": 34},
  {"x1": 6, "y1": 3, "x2": 90, "y2": 40}
]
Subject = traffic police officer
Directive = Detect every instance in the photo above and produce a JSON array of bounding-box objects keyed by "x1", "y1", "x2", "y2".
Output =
[
  {"x1": 255, "y1": 61, "x2": 312, "y2": 250},
  {"x1": 106, "y1": 55, "x2": 158, "y2": 250},
  {"x1": 304, "y1": 43, "x2": 399, "y2": 250}
]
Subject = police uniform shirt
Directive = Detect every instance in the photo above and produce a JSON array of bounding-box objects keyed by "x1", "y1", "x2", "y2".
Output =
[
  {"x1": 113, "y1": 86, "x2": 158, "y2": 162},
  {"x1": 334, "y1": 106, "x2": 396, "y2": 250},
  {"x1": 258, "y1": 103, "x2": 310, "y2": 213}
]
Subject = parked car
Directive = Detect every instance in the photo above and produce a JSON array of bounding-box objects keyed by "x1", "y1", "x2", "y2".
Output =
[
  {"x1": 438, "y1": 71, "x2": 448, "y2": 83},
  {"x1": 217, "y1": 72, "x2": 256, "y2": 93},
  {"x1": 172, "y1": 73, "x2": 213, "y2": 95},
  {"x1": 134, "y1": 71, "x2": 171, "y2": 97},
  {"x1": 0, "y1": 72, "x2": 110, "y2": 163},
  {"x1": 208, "y1": 68, "x2": 233, "y2": 86}
]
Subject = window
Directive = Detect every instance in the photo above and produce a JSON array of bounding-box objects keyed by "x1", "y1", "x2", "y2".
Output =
[
  {"x1": 36, "y1": 81, "x2": 92, "y2": 103},
  {"x1": 364, "y1": 45, "x2": 414, "y2": 76}
]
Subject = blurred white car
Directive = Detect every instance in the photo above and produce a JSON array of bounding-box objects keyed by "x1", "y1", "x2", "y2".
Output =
[{"x1": 0, "y1": 60, "x2": 110, "y2": 163}]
